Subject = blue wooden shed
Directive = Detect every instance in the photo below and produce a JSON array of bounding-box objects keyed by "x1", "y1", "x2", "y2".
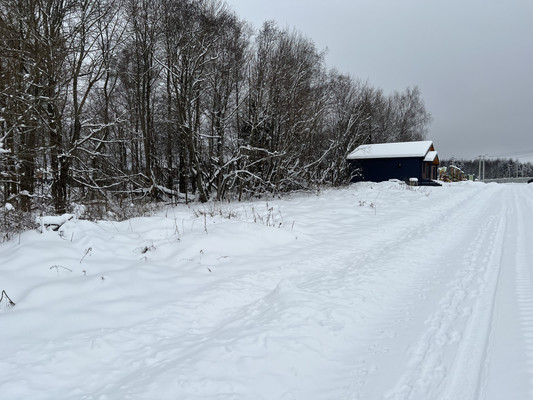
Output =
[{"x1": 347, "y1": 140, "x2": 440, "y2": 184}]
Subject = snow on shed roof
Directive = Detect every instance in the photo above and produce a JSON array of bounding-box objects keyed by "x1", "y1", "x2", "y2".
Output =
[
  {"x1": 347, "y1": 140, "x2": 434, "y2": 160},
  {"x1": 424, "y1": 150, "x2": 438, "y2": 162}
]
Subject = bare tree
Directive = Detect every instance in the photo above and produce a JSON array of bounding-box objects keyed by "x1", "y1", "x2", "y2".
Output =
[
  {"x1": 388, "y1": 86, "x2": 432, "y2": 142},
  {"x1": 65, "y1": 0, "x2": 129, "y2": 203},
  {"x1": 202, "y1": 6, "x2": 249, "y2": 200},
  {"x1": 241, "y1": 22, "x2": 334, "y2": 192},
  {"x1": 0, "y1": 0, "x2": 71, "y2": 212}
]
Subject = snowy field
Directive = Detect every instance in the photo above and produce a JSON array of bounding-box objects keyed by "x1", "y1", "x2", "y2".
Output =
[{"x1": 1, "y1": 181, "x2": 533, "y2": 400}]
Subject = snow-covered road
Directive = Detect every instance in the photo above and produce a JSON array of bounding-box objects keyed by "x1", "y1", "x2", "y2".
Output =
[
  {"x1": 377, "y1": 184, "x2": 533, "y2": 400},
  {"x1": 1, "y1": 182, "x2": 532, "y2": 399}
]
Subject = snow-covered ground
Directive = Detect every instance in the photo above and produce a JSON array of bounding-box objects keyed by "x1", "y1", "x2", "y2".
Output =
[{"x1": 1, "y1": 181, "x2": 533, "y2": 400}]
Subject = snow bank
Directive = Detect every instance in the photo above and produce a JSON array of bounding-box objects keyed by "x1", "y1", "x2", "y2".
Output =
[{"x1": 35, "y1": 214, "x2": 75, "y2": 232}]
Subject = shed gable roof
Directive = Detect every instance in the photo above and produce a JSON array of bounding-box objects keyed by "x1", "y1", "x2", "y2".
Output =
[
  {"x1": 423, "y1": 150, "x2": 439, "y2": 164},
  {"x1": 347, "y1": 140, "x2": 435, "y2": 160}
]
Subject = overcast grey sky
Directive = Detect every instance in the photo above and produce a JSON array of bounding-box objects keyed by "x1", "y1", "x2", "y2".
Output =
[{"x1": 225, "y1": 0, "x2": 533, "y2": 162}]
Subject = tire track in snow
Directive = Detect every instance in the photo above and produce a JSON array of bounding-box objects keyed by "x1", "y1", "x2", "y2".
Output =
[
  {"x1": 289, "y1": 185, "x2": 507, "y2": 399},
  {"x1": 515, "y1": 257, "x2": 533, "y2": 394},
  {"x1": 383, "y1": 189, "x2": 508, "y2": 400},
  {"x1": 513, "y1": 187, "x2": 533, "y2": 395},
  {"x1": 436, "y1": 194, "x2": 507, "y2": 400},
  {"x1": 295, "y1": 184, "x2": 505, "y2": 399},
  {"x1": 476, "y1": 185, "x2": 533, "y2": 399}
]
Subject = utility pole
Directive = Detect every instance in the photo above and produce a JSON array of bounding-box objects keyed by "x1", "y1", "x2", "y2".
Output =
[{"x1": 478, "y1": 154, "x2": 486, "y2": 181}]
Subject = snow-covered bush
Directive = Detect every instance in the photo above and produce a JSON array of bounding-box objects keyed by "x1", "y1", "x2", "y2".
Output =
[
  {"x1": 35, "y1": 214, "x2": 75, "y2": 233},
  {"x1": 78, "y1": 197, "x2": 159, "y2": 222},
  {"x1": 0, "y1": 203, "x2": 34, "y2": 243}
]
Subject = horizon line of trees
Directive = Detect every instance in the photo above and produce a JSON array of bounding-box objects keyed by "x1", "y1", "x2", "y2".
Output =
[
  {"x1": 1, "y1": 0, "x2": 432, "y2": 216},
  {"x1": 441, "y1": 158, "x2": 533, "y2": 180}
]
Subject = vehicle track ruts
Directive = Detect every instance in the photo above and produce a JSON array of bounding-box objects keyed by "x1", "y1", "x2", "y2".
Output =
[
  {"x1": 515, "y1": 188, "x2": 533, "y2": 397},
  {"x1": 383, "y1": 189, "x2": 508, "y2": 400}
]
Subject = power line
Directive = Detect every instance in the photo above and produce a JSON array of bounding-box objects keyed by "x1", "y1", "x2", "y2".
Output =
[{"x1": 486, "y1": 150, "x2": 533, "y2": 159}]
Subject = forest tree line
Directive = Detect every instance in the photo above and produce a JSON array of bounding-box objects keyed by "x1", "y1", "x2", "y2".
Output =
[
  {"x1": 0, "y1": 0, "x2": 432, "y2": 216},
  {"x1": 441, "y1": 158, "x2": 533, "y2": 180}
]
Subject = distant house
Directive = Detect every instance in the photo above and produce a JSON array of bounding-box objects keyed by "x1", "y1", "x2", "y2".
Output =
[{"x1": 347, "y1": 140, "x2": 440, "y2": 184}]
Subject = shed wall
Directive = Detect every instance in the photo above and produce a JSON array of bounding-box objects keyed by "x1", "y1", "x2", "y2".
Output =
[{"x1": 349, "y1": 157, "x2": 424, "y2": 183}]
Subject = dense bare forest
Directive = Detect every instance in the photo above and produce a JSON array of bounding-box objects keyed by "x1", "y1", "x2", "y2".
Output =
[{"x1": 0, "y1": 0, "x2": 432, "y2": 222}]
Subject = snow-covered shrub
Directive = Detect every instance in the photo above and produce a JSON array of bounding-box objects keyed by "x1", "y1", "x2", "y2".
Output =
[
  {"x1": 80, "y1": 197, "x2": 158, "y2": 222},
  {"x1": 0, "y1": 203, "x2": 34, "y2": 242},
  {"x1": 249, "y1": 202, "x2": 284, "y2": 228},
  {"x1": 72, "y1": 203, "x2": 86, "y2": 219},
  {"x1": 35, "y1": 214, "x2": 75, "y2": 233},
  {"x1": 192, "y1": 203, "x2": 239, "y2": 219}
]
